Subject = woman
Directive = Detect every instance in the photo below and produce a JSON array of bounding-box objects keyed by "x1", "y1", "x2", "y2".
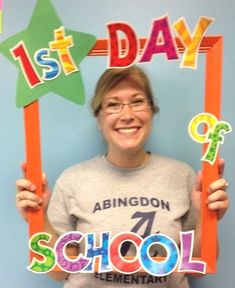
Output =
[{"x1": 16, "y1": 66, "x2": 229, "y2": 287}]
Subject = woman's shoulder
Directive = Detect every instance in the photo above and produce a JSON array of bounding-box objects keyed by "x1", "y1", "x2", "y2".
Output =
[
  {"x1": 57, "y1": 155, "x2": 103, "y2": 182},
  {"x1": 151, "y1": 153, "x2": 195, "y2": 175}
]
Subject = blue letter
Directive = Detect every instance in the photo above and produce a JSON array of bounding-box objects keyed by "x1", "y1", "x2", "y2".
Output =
[
  {"x1": 34, "y1": 48, "x2": 60, "y2": 80},
  {"x1": 83, "y1": 232, "x2": 112, "y2": 273},
  {"x1": 139, "y1": 234, "x2": 179, "y2": 276}
]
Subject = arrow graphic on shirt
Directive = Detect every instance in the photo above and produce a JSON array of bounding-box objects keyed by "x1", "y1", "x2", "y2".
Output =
[{"x1": 121, "y1": 211, "x2": 159, "y2": 256}]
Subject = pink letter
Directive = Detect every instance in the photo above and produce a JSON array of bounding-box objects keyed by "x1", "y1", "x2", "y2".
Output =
[
  {"x1": 139, "y1": 15, "x2": 178, "y2": 63},
  {"x1": 178, "y1": 231, "x2": 206, "y2": 274},
  {"x1": 55, "y1": 232, "x2": 90, "y2": 273}
]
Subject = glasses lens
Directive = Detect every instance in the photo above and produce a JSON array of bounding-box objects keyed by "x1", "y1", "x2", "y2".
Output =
[
  {"x1": 130, "y1": 98, "x2": 148, "y2": 111},
  {"x1": 103, "y1": 101, "x2": 122, "y2": 113}
]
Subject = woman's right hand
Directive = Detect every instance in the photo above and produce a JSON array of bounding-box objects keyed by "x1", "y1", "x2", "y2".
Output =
[{"x1": 16, "y1": 162, "x2": 51, "y2": 222}]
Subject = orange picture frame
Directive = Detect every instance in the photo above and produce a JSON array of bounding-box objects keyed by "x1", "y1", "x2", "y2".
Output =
[{"x1": 24, "y1": 35, "x2": 223, "y2": 274}]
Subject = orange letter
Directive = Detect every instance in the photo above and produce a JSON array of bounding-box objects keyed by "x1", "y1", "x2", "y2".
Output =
[
  {"x1": 49, "y1": 26, "x2": 78, "y2": 75},
  {"x1": 174, "y1": 17, "x2": 214, "y2": 68}
]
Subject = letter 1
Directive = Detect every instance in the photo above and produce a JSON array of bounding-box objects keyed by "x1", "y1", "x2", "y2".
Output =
[{"x1": 11, "y1": 41, "x2": 42, "y2": 88}]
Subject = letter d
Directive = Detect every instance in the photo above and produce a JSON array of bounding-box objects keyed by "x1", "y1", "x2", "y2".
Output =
[{"x1": 107, "y1": 22, "x2": 138, "y2": 67}]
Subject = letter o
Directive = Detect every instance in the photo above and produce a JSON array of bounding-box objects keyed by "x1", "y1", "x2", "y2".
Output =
[
  {"x1": 139, "y1": 234, "x2": 179, "y2": 276},
  {"x1": 110, "y1": 232, "x2": 142, "y2": 274}
]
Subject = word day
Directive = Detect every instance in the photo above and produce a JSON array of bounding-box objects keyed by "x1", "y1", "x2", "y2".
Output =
[
  {"x1": 10, "y1": 15, "x2": 213, "y2": 90},
  {"x1": 107, "y1": 15, "x2": 213, "y2": 68},
  {"x1": 28, "y1": 230, "x2": 206, "y2": 276}
]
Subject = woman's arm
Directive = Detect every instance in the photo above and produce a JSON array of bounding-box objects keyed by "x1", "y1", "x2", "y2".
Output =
[
  {"x1": 192, "y1": 159, "x2": 229, "y2": 257},
  {"x1": 16, "y1": 162, "x2": 73, "y2": 281}
]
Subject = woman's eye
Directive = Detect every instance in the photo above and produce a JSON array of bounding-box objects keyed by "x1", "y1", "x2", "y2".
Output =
[
  {"x1": 106, "y1": 102, "x2": 121, "y2": 109},
  {"x1": 131, "y1": 98, "x2": 145, "y2": 105}
]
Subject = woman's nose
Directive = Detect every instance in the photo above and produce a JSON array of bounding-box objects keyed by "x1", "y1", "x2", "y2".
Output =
[{"x1": 119, "y1": 104, "x2": 135, "y2": 120}]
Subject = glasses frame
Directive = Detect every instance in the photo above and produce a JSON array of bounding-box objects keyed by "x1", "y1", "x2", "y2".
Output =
[{"x1": 102, "y1": 97, "x2": 150, "y2": 114}]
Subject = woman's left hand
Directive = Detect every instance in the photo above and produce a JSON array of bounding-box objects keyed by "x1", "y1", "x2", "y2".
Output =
[{"x1": 192, "y1": 159, "x2": 229, "y2": 221}]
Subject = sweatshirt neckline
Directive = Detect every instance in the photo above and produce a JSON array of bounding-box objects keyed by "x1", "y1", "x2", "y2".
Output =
[{"x1": 99, "y1": 152, "x2": 157, "y2": 174}]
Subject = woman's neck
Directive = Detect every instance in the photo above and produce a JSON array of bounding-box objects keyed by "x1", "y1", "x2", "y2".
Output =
[{"x1": 106, "y1": 149, "x2": 150, "y2": 168}]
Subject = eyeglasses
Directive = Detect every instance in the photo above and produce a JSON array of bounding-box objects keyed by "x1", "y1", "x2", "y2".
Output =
[{"x1": 102, "y1": 97, "x2": 150, "y2": 114}]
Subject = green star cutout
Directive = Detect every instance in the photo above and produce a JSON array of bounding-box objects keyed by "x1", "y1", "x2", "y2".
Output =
[{"x1": 0, "y1": 0, "x2": 96, "y2": 107}]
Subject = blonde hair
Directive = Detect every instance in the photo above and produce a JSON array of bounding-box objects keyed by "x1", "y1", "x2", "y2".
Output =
[{"x1": 91, "y1": 66, "x2": 159, "y2": 116}]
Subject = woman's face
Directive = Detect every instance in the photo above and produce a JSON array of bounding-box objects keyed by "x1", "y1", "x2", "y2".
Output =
[{"x1": 97, "y1": 79, "x2": 153, "y2": 156}]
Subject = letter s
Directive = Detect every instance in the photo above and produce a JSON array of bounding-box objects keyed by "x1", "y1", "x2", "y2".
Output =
[
  {"x1": 34, "y1": 48, "x2": 60, "y2": 80},
  {"x1": 28, "y1": 232, "x2": 56, "y2": 273}
]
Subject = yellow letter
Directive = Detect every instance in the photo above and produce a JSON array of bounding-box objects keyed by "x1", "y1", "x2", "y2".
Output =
[
  {"x1": 50, "y1": 26, "x2": 78, "y2": 75},
  {"x1": 174, "y1": 17, "x2": 214, "y2": 68}
]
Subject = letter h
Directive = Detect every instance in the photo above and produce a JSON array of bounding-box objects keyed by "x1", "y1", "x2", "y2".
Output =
[{"x1": 83, "y1": 232, "x2": 112, "y2": 273}]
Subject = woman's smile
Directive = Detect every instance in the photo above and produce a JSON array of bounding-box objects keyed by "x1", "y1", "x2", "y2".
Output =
[{"x1": 115, "y1": 126, "x2": 140, "y2": 135}]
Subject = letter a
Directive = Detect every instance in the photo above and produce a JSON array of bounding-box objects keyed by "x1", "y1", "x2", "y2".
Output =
[{"x1": 139, "y1": 15, "x2": 178, "y2": 63}]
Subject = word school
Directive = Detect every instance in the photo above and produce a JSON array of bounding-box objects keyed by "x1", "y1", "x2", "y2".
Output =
[{"x1": 28, "y1": 230, "x2": 206, "y2": 276}]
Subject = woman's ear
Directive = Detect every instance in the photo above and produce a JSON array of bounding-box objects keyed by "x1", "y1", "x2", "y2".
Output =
[{"x1": 96, "y1": 115, "x2": 102, "y2": 131}]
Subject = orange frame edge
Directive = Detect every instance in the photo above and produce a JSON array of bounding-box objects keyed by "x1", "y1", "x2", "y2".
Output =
[{"x1": 24, "y1": 35, "x2": 223, "y2": 274}]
